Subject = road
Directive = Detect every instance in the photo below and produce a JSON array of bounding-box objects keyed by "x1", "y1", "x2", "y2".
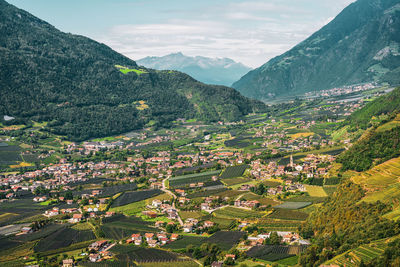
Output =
[{"x1": 161, "y1": 178, "x2": 184, "y2": 226}]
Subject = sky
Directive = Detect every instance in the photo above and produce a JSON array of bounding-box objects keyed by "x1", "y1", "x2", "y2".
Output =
[{"x1": 7, "y1": 0, "x2": 355, "y2": 68}]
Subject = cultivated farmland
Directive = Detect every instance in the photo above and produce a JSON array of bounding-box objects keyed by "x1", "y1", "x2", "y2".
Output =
[
  {"x1": 169, "y1": 170, "x2": 220, "y2": 188},
  {"x1": 274, "y1": 201, "x2": 312, "y2": 209},
  {"x1": 247, "y1": 244, "x2": 307, "y2": 261},
  {"x1": 219, "y1": 165, "x2": 249, "y2": 179},
  {"x1": 206, "y1": 231, "x2": 246, "y2": 250},
  {"x1": 111, "y1": 189, "x2": 162, "y2": 208}
]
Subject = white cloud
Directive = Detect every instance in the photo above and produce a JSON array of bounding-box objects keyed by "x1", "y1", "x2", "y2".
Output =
[{"x1": 94, "y1": 0, "x2": 355, "y2": 68}]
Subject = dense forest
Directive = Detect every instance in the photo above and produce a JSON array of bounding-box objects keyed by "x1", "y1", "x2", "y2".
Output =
[
  {"x1": 0, "y1": 0, "x2": 265, "y2": 141},
  {"x1": 337, "y1": 126, "x2": 400, "y2": 171},
  {"x1": 299, "y1": 181, "x2": 400, "y2": 266}
]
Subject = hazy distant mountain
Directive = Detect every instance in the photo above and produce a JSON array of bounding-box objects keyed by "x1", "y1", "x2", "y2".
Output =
[
  {"x1": 0, "y1": 0, "x2": 265, "y2": 141},
  {"x1": 137, "y1": 53, "x2": 252, "y2": 86},
  {"x1": 233, "y1": 0, "x2": 400, "y2": 100}
]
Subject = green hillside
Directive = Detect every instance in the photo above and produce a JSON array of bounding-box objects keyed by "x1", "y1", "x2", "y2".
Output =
[{"x1": 0, "y1": 0, "x2": 265, "y2": 141}]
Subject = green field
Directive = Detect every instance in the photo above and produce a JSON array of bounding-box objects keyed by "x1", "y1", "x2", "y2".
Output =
[
  {"x1": 169, "y1": 170, "x2": 220, "y2": 188},
  {"x1": 274, "y1": 202, "x2": 312, "y2": 209},
  {"x1": 305, "y1": 185, "x2": 328, "y2": 197},
  {"x1": 163, "y1": 235, "x2": 207, "y2": 249},
  {"x1": 221, "y1": 177, "x2": 252, "y2": 186},
  {"x1": 268, "y1": 209, "x2": 309, "y2": 221},
  {"x1": 219, "y1": 165, "x2": 249, "y2": 179},
  {"x1": 213, "y1": 207, "x2": 264, "y2": 220}
]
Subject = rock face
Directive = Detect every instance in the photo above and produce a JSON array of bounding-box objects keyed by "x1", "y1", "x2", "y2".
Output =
[
  {"x1": 138, "y1": 52, "x2": 252, "y2": 87},
  {"x1": 233, "y1": 0, "x2": 400, "y2": 100}
]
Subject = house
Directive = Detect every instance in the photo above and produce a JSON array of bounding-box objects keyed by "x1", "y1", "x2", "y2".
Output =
[
  {"x1": 62, "y1": 259, "x2": 74, "y2": 267},
  {"x1": 152, "y1": 199, "x2": 162, "y2": 208},
  {"x1": 211, "y1": 262, "x2": 223, "y2": 267},
  {"x1": 70, "y1": 213, "x2": 83, "y2": 223},
  {"x1": 147, "y1": 239, "x2": 158, "y2": 247},
  {"x1": 144, "y1": 233, "x2": 154, "y2": 241},
  {"x1": 204, "y1": 221, "x2": 215, "y2": 228},
  {"x1": 105, "y1": 211, "x2": 115, "y2": 217},
  {"x1": 225, "y1": 254, "x2": 236, "y2": 260},
  {"x1": 183, "y1": 223, "x2": 193, "y2": 233},
  {"x1": 155, "y1": 221, "x2": 165, "y2": 228},
  {"x1": 20, "y1": 227, "x2": 33, "y2": 234},
  {"x1": 89, "y1": 254, "x2": 100, "y2": 262},
  {"x1": 170, "y1": 233, "x2": 179, "y2": 241},
  {"x1": 201, "y1": 203, "x2": 210, "y2": 211},
  {"x1": 89, "y1": 240, "x2": 108, "y2": 251},
  {"x1": 142, "y1": 211, "x2": 158, "y2": 218}
]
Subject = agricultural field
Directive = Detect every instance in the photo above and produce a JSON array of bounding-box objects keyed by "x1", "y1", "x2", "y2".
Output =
[
  {"x1": 268, "y1": 209, "x2": 309, "y2": 221},
  {"x1": 111, "y1": 245, "x2": 185, "y2": 263},
  {"x1": 34, "y1": 226, "x2": 95, "y2": 252},
  {"x1": 274, "y1": 202, "x2": 312, "y2": 209},
  {"x1": 323, "y1": 186, "x2": 338, "y2": 196},
  {"x1": 210, "y1": 216, "x2": 236, "y2": 229},
  {"x1": 186, "y1": 188, "x2": 228, "y2": 199},
  {"x1": 305, "y1": 185, "x2": 328, "y2": 197},
  {"x1": 247, "y1": 245, "x2": 307, "y2": 262},
  {"x1": 324, "y1": 237, "x2": 391, "y2": 267},
  {"x1": 163, "y1": 235, "x2": 207, "y2": 249},
  {"x1": 352, "y1": 157, "x2": 400, "y2": 191},
  {"x1": 213, "y1": 207, "x2": 263, "y2": 220},
  {"x1": 169, "y1": 170, "x2": 220, "y2": 188},
  {"x1": 221, "y1": 177, "x2": 252, "y2": 186},
  {"x1": 0, "y1": 143, "x2": 22, "y2": 166},
  {"x1": 179, "y1": 211, "x2": 203, "y2": 220},
  {"x1": 101, "y1": 214, "x2": 155, "y2": 239},
  {"x1": 256, "y1": 219, "x2": 302, "y2": 232},
  {"x1": 110, "y1": 193, "x2": 171, "y2": 217},
  {"x1": 219, "y1": 165, "x2": 249, "y2": 179},
  {"x1": 111, "y1": 189, "x2": 162, "y2": 208},
  {"x1": 139, "y1": 261, "x2": 199, "y2": 267},
  {"x1": 205, "y1": 231, "x2": 246, "y2": 250},
  {"x1": 73, "y1": 183, "x2": 137, "y2": 197}
]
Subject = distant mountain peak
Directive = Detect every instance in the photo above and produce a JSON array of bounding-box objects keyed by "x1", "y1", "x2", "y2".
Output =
[{"x1": 137, "y1": 53, "x2": 252, "y2": 86}]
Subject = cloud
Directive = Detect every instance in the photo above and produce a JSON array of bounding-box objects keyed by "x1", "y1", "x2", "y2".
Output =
[{"x1": 94, "y1": 0, "x2": 355, "y2": 68}]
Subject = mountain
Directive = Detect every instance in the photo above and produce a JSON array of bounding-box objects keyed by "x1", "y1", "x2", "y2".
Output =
[
  {"x1": 299, "y1": 88, "x2": 400, "y2": 266},
  {"x1": 0, "y1": 0, "x2": 265, "y2": 141},
  {"x1": 233, "y1": 0, "x2": 400, "y2": 100},
  {"x1": 137, "y1": 53, "x2": 252, "y2": 87}
]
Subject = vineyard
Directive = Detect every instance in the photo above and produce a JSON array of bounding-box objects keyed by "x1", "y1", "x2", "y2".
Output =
[
  {"x1": 112, "y1": 246, "x2": 185, "y2": 262},
  {"x1": 169, "y1": 170, "x2": 220, "y2": 188},
  {"x1": 221, "y1": 177, "x2": 251, "y2": 186},
  {"x1": 206, "y1": 231, "x2": 246, "y2": 250},
  {"x1": 268, "y1": 209, "x2": 309, "y2": 221},
  {"x1": 101, "y1": 215, "x2": 155, "y2": 239},
  {"x1": 247, "y1": 245, "x2": 307, "y2": 261},
  {"x1": 213, "y1": 207, "x2": 263, "y2": 220},
  {"x1": 111, "y1": 189, "x2": 162, "y2": 207},
  {"x1": 325, "y1": 238, "x2": 388, "y2": 267},
  {"x1": 163, "y1": 235, "x2": 207, "y2": 249},
  {"x1": 219, "y1": 165, "x2": 249, "y2": 179},
  {"x1": 34, "y1": 226, "x2": 95, "y2": 252},
  {"x1": 72, "y1": 183, "x2": 137, "y2": 197},
  {"x1": 256, "y1": 218, "x2": 303, "y2": 232},
  {"x1": 274, "y1": 201, "x2": 312, "y2": 209}
]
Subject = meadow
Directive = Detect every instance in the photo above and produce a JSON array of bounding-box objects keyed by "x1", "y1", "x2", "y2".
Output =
[{"x1": 305, "y1": 185, "x2": 328, "y2": 197}]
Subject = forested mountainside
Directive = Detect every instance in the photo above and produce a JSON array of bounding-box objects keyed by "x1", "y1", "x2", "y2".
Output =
[
  {"x1": 137, "y1": 52, "x2": 252, "y2": 87},
  {"x1": 0, "y1": 0, "x2": 265, "y2": 141},
  {"x1": 337, "y1": 87, "x2": 400, "y2": 171},
  {"x1": 233, "y1": 0, "x2": 400, "y2": 100},
  {"x1": 299, "y1": 87, "x2": 400, "y2": 266}
]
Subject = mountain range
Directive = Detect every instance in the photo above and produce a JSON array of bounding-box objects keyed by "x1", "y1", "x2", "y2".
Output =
[
  {"x1": 137, "y1": 53, "x2": 252, "y2": 87},
  {"x1": 0, "y1": 0, "x2": 265, "y2": 141},
  {"x1": 233, "y1": 0, "x2": 400, "y2": 100}
]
